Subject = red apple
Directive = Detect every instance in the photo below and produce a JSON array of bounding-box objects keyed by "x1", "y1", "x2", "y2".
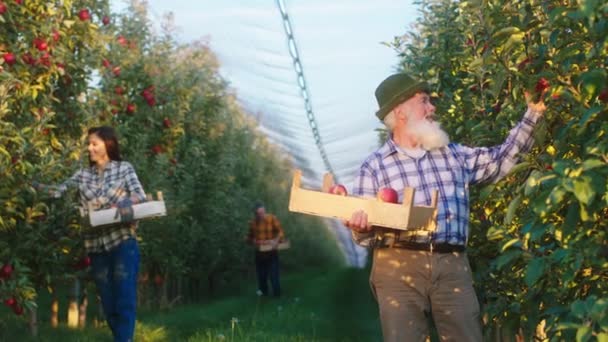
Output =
[
  {"x1": 545, "y1": 164, "x2": 553, "y2": 171},
  {"x1": 78, "y1": 8, "x2": 90, "y2": 21},
  {"x1": 102, "y1": 59, "x2": 111, "y2": 68},
  {"x1": 328, "y1": 184, "x2": 348, "y2": 196},
  {"x1": 154, "y1": 274, "x2": 164, "y2": 285},
  {"x1": 3, "y1": 52, "x2": 16, "y2": 66},
  {"x1": 22, "y1": 53, "x2": 36, "y2": 66},
  {"x1": 170, "y1": 158, "x2": 177, "y2": 165},
  {"x1": 4, "y1": 297, "x2": 16, "y2": 307},
  {"x1": 151, "y1": 145, "x2": 163, "y2": 155},
  {"x1": 52, "y1": 30, "x2": 60, "y2": 42},
  {"x1": 14, "y1": 0, "x2": 22, "y2": 4},
  {"x1": 0, "y1": 2, "x2": 7, "y2": 15},
  {"x1": 114, "y1": 86, "x2": 124, "y2": 95},
  {"x1": 34, "y1": 37, "x2": 48, "y2": 51},
  {"x1": 0, "y1": 263, "x2": 13, "y2": 279},
  {"x1": 102, "y1": 15, "x2": 110, "y2": 25},
  {"x1": 163, "y1": 118, "x2": 171, "y2": 128},
  {"x1": 12, "y1": 304, "x2": 23, "y2": 315},
  {"x1": 377, "y1": 188, "x2": 399, "y2": 203},
  {"x1": 112, "y1": 66, "x2": 121, "y2": 77},
  {"x1": 535, "y1": 77, "x2": 550, "y2": 93},
  {"x1": 117, "y1": 35, "x2": 128, "y2": 47},
  {"x1": 599, "y1": 88, "x2": 608, "y2": 103},
  {"x1": 39, "y1": 52, "x2": 51, "y2": 67},
  {"x1": 126, "y1": 103, "x2": 136, "y2": 114}
]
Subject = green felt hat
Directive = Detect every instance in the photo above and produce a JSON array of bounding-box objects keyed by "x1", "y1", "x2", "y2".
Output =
[{"x1": 375, "y1": 73, "x2": 429, "y2": 121}]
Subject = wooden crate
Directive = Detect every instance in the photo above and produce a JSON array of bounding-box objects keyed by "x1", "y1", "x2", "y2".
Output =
[
  {"x1": 88, "y1": 191, "x2": 167, "y2": 227},
  {"x1": 288, "y1": 170, "x2": 437, "y2": 231},
  {"x1": 257, "y1": 240, "x2": 291, "y2": 252}
]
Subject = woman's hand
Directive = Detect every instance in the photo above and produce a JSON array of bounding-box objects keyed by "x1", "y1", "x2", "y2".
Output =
[{"x1": 114, "y1": 198, "x2": 134, "y2": 223}]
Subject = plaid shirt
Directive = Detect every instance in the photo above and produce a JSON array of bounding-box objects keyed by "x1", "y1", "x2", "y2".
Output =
[
  {"x1": 49, "y1": 160, "x2": 147, "y2": 253},
  {"x1": 352, "y1": 110, "x2": 541, "y2": 247},
  {"x1": 248, "y1": 214, "x2": 285, "y2": 243}
]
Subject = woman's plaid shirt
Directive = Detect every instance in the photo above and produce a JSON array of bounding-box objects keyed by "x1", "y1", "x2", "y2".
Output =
[
  {"x1": 48, "y1": 160, "x2": 147, "y2": 253},
  {"x1": 352, "y1": 110, "x2": 541, "y2": 247}
]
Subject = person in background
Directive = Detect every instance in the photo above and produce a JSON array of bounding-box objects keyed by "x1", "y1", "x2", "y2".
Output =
[
  {"x1": 343, "y1": 73, "x2": 546, "y2": 341},
  {"x1": 34, "y1": 126, "x2": 146, "y2": 342},
  {"x1": 247, "y1": 202, "x2": 285, "y2": 297}
]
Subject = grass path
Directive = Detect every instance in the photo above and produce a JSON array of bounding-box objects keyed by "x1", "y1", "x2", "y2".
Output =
[{"x1": 1, "y1": 267, "x2": 382, "y2": 341}]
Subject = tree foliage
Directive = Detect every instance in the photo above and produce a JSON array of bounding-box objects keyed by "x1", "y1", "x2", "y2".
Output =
[{"x1": 393, "y1": 0, "x2": 607, "y2": 340}]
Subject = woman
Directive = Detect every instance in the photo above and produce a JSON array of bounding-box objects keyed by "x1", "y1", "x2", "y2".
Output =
[{"x1": 35, "y1": 126, "x2": 146, "y2": 342}]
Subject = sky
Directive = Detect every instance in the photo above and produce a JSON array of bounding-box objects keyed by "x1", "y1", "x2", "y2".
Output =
[{"x1": 112, "y1": 0, "x2": 420, "y2": 266}]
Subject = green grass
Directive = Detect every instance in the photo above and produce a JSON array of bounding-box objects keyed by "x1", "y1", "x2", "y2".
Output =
[{"x1": 0, "y1": 267, "x2": 382, "y2": 341}]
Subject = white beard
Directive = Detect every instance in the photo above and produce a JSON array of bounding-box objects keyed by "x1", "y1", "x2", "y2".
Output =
[{"x1": 406, "y1": 118, "x2": 450, "y2": 151}]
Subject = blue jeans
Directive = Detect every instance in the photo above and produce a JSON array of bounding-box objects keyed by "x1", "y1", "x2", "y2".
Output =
[
  {"x1": 255, "y1": 251, "x2": 281, "y2": 296},
  {"x1": 90, "y1": 238, "x2": 139, "y2": 342}
]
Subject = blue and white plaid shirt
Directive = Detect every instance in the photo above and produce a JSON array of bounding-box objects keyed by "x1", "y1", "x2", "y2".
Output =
[
  {"x1": 352, "y1": 109, "x2": 541, "y2": 247},
  {"x1": 48, "y1": 160, "x2": 147, "y2": 253}
]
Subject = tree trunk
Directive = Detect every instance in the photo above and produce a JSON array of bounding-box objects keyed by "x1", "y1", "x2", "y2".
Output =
[
  {"x1": 67, "y1": 278, "x2": 80, "y2": 328},
  {"x1": 50, "y1": 296, "x2": 59, "y2": 328},
  {"x1": 78, "y1": 285, "x2": 88, "y2": 328},
  {"x1": 28, "y1": 306, "x2": 38, "y2": 336}
]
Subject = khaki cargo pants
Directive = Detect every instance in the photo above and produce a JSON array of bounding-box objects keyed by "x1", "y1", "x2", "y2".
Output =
[{"x1": 370, "y1": 248, "x2": 482, "y2": 342}]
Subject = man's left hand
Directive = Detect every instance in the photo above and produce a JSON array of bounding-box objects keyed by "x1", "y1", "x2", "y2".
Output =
[{"x1": 525, "y1": 91, "x2": 547, "y2": 116}]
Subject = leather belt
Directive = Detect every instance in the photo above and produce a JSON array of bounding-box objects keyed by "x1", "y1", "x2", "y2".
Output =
[{"x1": 388, "y1": 241, "x2": 465, "y2": 253}]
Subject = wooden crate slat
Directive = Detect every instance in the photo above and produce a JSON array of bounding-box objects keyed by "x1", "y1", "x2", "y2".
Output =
[{"x1": 288, "y1": 170, "x2": 436, "y2": 231}]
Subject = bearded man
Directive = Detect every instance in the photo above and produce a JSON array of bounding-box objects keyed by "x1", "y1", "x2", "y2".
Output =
[{"x1": 343, "y1": 73, "x2": 546, "y2": 341}]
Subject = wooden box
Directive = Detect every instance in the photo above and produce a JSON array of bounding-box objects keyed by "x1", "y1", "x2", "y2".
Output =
[
  {"x1": 288, "y1": 170, "x2": 437, "y2": 231},
  {"x1": 257, "y1": 240, "x2": 291, "y2": 252},
  {"x1": 88, "y1": 191, "x2": 167, "y2": 227}
]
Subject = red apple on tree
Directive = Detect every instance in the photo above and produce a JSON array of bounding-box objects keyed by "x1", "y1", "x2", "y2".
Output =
[
  {"x1": 4, "y1": 297, "x2": 16, "y2": 307},
  {"x1": 126, "y1": 103, "x2": 136, "y2": 114},
  {"x1": 151, "y1": 145, "x2": 163, "y2": 155},
  {"x1": 377, "y1": 188, "x2": 399, "y2": 203},
  {"x1": 0, "y1": 2, "x2": 7, "y2": 15},
  {"x1": 163, "y1": 118, "x2": 171, "y2": 128},
  {"x1": 117, "y1": 35, "x2": 128, "y2": 47},
  {"x1": 34, "y1": 37, "x2": 48, "y2": 51},
  {"x1": 102, "y1": 15, "x2": 110, "y2": 25},
  {"x1": 14, "y1": 0, "x2": 22, "y2": 4},
  {"x1": 0, "y1": 263, "x2": 13, "y2": 279},
  {"x1": 535, "y1": 77, "x2": 550, "y2": 93},
  {"x1": 102, "y1": 59, "x2": 111, "y2": 68},
  {"x1": 112, "y1": 66, "x2": 121, "y2": 77},
  {"x1": 328, "y1": 184, "x2": 348, "y2": 196},
  {"x1": 3, "y1": 52, "x2": 16, "y2": 66},
  {"x1": 599, "y1": 88, "x2": 608, "y2": 103},
  {"x1": 114, "y1": 86, "x2": 124, "y2": 95},
  {"x1": 12, "y1": 304, "x2": 23, "y2": 315},
  {"x1": 78, "y1": 8, "x2": 91, "y2": 21},
  {"x1": 52, "y1": 30, "x2": 60, "y2": 42}
]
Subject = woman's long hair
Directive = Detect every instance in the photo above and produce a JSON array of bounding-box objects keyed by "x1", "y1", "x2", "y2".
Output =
[{"x1": 88, "y1": 126, "x2": 122, "y2": 166}]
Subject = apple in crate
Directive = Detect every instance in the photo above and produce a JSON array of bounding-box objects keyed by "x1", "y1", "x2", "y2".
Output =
[
  {"x1": 328, "y1": 184, "x2": 348, "y2": 196},
  {"x1": 377, "y1": 188, "x2": 398, "y2": 203}
]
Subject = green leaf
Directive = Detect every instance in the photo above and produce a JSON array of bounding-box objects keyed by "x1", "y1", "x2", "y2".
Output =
[
  {"x1": 504, "y1": 194, "x2": 522, "y2": 225},
  {"x1": 492, "y1": 27, "x2": 521, "y2": 41},
  {"x1": 576, "y1": 326, "x2": 592, "y2": 342},
  {"x1": 582, "y1": 159, "x2": 605, "y2": 171},
  {"x1": 524, "y1": 257, "x2": 545, "y2": 287},
  {"x1": 501, "y1": 238, "x2": 520, "y2": 252},
  {"x1": 495, "y1": 249, "x2": 521, "y2": 270},
  {"x1": 572, "y1": 176, "x2": 594, "y2": 205},
  {"x1": 506, "y1": 162, "x2": 531, "y2": 176},
  {"x1": 597, "y1": 333, "x2": 608, "y2": 342}
]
